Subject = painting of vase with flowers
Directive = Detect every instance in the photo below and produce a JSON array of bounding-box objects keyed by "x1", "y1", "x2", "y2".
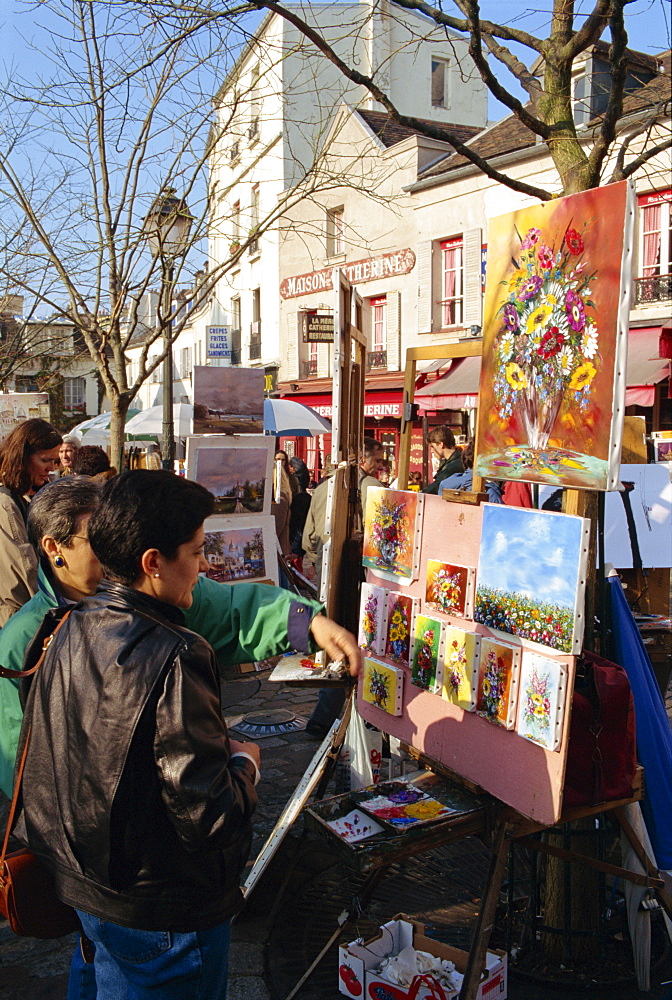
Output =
[
  {"x1": 425, "y1": 561, "x2": 474, "y2": 619},
  {"x1": 441, "y1": 627, "x2": 480, "y2": 710},
  {"x1": 358, "y1": 583, "x2": 386, "y2": 655},
  {"x1": 363, "y1": 488, "x2": 422, "y2": 584},
  {"x1": 475, "y1": 637, "x2": 520, "y2": 728},
  {"x1": 411, "y1": 614, "x2": 443, "y2": 692},
  {"x1": 516, "y1": 652, "x2": 566, "y2": 751},
  {"x1": 384, "y1": 592, "x2": 416, "y2": 666},
  {"x1": 475, "y1": 181, "x2": 633, "y2": 491}
]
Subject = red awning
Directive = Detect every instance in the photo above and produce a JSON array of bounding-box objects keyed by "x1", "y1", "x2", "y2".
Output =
[
  {"x1": 414, "y1": 356, "x2": 481, "y2": 412},
  {"x1": 624, "y1": 327, "x2": 669, "y2": 406},
  {"x1": 288, "y1": 389, "x2": 403, "y2": 419}
]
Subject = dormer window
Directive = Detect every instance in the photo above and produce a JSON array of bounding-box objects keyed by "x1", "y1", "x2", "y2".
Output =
[{"x1": 431, "y1": 58, "x2": 450, "y2": 109}]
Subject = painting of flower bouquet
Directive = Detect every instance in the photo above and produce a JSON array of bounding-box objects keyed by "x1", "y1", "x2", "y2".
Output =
[
  {"x1": 362, "y1": 658, "x2": 403, "y2": 716},
  {"x1": 384, "y1": 592, "x2": 416, "y2": 666},
  {"x1": 411, "y1": 614, "x2": 443, "y2": 692},
  {"x1": 475, "y1": 504, "x2": 589, "y2": 654},
  {"x1": 425, "y1": 561, "x2": 474, "y2": 618},
  {"x1": 358, "y1": 583, "x2": 387, "y2": 655},
  {"x1": 441, "y1": 627, "x2": 480, "y2": 710},
  {"x1": 363, "y1": 487, "x2": 422, "y2": 583},
  {"x1": 475, "y1": 181, "x2": 633, "y2": 490},
  {"x1": 475, "y1": 637, "x2": 520, "y2": 728},
  {"x1": 516, "y1": 652, "x2": 566, "y2": 751}
]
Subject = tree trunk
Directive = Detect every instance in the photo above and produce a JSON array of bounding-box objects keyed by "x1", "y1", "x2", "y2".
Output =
[{"x1": 108, "y1": 393, "x2": 131, "y2": 476}]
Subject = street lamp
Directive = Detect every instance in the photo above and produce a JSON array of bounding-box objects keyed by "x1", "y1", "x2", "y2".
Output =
[{"x1": 144, "y1": 188, "x2": 192, "y2": 470}]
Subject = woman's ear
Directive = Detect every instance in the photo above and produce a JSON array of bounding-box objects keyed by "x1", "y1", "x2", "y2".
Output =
[
  {"x1": 42, "y1": 535, "x2": 60, "y2": 559},
  {"x1": 139, "y1": 548, "x2": 162, "y2": 579}
]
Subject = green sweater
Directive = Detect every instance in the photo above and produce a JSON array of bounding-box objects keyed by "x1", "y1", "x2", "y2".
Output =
[{"x1": 0, "y1": 570, "x2": 322, "y2": 797}]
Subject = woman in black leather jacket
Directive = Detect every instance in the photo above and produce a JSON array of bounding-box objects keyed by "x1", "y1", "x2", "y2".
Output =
[{"x1": 18, "y1": 470, "x2": 261, "y2": 999}]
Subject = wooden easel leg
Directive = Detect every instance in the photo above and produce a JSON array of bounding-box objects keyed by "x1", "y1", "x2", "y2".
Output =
[
  {"x1": 459, "y1": 820, "x2": 510, "y2": 1000},
  {"x1": 614, "y1": 806, "x2": 672, "y2": 919}
]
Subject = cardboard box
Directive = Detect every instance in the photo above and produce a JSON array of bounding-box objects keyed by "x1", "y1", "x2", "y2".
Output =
[{"x1": 338, "y1": 914, "x2": 507, "y2": 1000}]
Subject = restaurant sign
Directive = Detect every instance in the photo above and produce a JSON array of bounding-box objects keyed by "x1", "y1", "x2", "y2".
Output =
[
  {"x1": 280, "y1": 249, "x2": 416, "y2": 299},
  {"x1": 300, "y1": 310, "x2": 334, "y2": 343}
]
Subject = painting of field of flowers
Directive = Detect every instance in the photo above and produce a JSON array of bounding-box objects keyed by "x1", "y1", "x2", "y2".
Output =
[
  {"x1": 475, "y1": 637, "x2": 520, "y2": 728},
  {"x1": 411, "y1": 614, "x2": 443, "y2": 692},
  {"x1": 358, "y1": 583, "x2": 387, "y2": 655},
  {"x1": 516, "y1": 652, "x2": 566, "y2": 751},
  {"x1": 425, "y1": 561, "x2": 474, "y2": 618},
  {"x1": 384, "y1": 592, "x2": 416, "y2": 666},
  {"x1": 362, "y1": 488, "x2": 421, "y2": 583},
  {"x1": 441, "y1": 627, "x2": 480, "y2": 710},
  {"x1": 362, "y1": 658, "x2": 403, "y2": 716},
  {"x1": 475, "y1": 181, "x2": 632, "y2": 491},
  {"x1": 475, "y1": 504, "x2": 589, "y2": 654}
]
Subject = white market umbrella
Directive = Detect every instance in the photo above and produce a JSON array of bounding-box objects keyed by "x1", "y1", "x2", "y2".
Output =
[
  {"x1": 263, "y1": 398, "x2": 332, "y2": 437},
  {"x1": 70, "y1": 409, "x2": 141, "y2": 445},
  {"x1": 124, "y1": 403, "x2": 194, "y2": 437}
]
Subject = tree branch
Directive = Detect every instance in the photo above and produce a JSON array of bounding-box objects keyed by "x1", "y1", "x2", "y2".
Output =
[
  {"x1": 612, "y1": 134, "x2": 672, "y2": 180},
  {"x1": 587, "y1": 3, "x2": 628, "y2": 181}
]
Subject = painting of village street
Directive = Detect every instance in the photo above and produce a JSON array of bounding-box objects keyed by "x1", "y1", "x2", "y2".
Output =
[
  {"x1": 192, "y1": 443, "x2": 271, "y2": 515},
  {"x1": 193, "y1": 366, "x2": 264, "y2": 434},
  {"x1": 203, "y1": 521, "x2": 272, "y2": 584}
]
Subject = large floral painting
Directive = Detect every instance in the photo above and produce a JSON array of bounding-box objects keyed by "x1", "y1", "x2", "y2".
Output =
[
  {"x1": 475, "y1": 181, "x2": 633, "y2": 490},
  {"x1": 516, "y1": 652, "x2": 567, "y2": 751},
  {"x1": 362, "y1": 488, "x2": 422, "y2": 583},
  {"x1": 475, "y1": 637, "x2": 521, "y2": 728},
  {"x1": 410, "y1": 614, "x2": 443, "y2": 692},
  {"x1": 475, "y1": 504, "x2": 590, "y2": 654},
  {"x1": 441, "y1": 627, "x2": 481, "y2": 711}
]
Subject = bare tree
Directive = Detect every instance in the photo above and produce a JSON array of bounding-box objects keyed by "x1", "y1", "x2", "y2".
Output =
[{"x1": 251, "y1": 0, "x2": 670, "y2": 199}]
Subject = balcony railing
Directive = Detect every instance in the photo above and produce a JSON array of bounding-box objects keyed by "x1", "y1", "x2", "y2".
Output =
[
  {"x1": 635, "y1": 274, "x2": 672, "y2": 305},
  {"x1": 249, "y1": 322, "x2": 261, "y2": 360},
  {"x1": 301, "y1": 359, "x2": 318, "y2": 378},
  {"x1": 367, "y1": 350, "x2": 387, "y2": 371}
]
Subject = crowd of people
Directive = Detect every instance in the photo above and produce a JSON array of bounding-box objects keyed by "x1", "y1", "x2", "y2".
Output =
[
  {"x1": 0, "y1": 417, "x2": 526, "y2": 997},
  {"x1": 0, "y1": 418, "x2": 360, "y2": 999}
]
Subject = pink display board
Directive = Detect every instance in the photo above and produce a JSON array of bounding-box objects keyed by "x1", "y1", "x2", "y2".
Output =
[{"x1": 357, "y1": 493, "x2": 576, "y2": 825}]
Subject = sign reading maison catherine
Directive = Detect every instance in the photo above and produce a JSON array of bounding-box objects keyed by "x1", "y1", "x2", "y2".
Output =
[{"x1": 280, "y1": 249, "x2": 416, "y2": 299}]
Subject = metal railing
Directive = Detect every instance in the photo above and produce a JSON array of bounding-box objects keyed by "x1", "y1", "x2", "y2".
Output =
[
  {"x1": 367, "y1": 350, "x2": 387, "y2": 371},
  {"x1": 635, "y1": 274, "x2": 672, "y2": 304},
  {"x1": 300, "y1": 359, "x2": 318, "y2": 378}
]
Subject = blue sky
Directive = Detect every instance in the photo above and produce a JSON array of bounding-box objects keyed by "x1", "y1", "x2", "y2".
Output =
[{"x1": 477, "y1": 504, "x2": 586, "y2": 609}]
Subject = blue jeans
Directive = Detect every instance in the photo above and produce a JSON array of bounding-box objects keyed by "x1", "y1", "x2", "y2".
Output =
[{"x1": 71, "y1": 910, "x2": 231, "y2": 999}]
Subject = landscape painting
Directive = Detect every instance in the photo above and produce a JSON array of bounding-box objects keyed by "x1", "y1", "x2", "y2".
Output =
[
  {"x1": 186, "y1": 436, "x2": 274, "y2": 516},
  {"x1": 475, "y1": 637, "x2": 520, "y2": 728},
  {"x1": 384, "y1": 592, "x2": 417, "y2": 666},
  {"x1": 410, "y1": 614, "x2": 443, "y2": 692},
  {"x1": 441, "y1": 626, "x2": 481, "y2": 711},
  {"x1": 475, "y1": 181, "x2": 633, "y2": 491},
  {"x1": 193, "y1": 365, "x2": 264, "y2": 434},
  {"x1": 425, "y1": 561, "x2": 474, "y2": 619},
  {"x1": 203, "y1": 516, "x2": 278, "y2": 586},
  {"x1": 474, "y1": 504, "x2": 589, "y2": 654},
  {"x1": 362, "y1": 487, "x2": 422, "y2": 584},
  {"x1": 362, "y1": 658, "x2": 403, "y2": 716},
  {"x1": 516, "y1": 651, "x2": 567, "y2": 751},
  {"x1": 358, "y1": 583, "x2": 387, "y2": 655}
]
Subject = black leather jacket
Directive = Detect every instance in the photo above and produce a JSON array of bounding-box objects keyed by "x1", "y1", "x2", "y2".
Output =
[{"x1": 17, "y1": 582, "x2": 258, "y2": 932}]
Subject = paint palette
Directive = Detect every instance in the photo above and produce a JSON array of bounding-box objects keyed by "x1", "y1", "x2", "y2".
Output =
[
  {"x1": 326, "y1": 809, "x2": 385, "y2": 844},
  {"x1": 351, "y1": 780, "x2": 456, "y2": 831}
]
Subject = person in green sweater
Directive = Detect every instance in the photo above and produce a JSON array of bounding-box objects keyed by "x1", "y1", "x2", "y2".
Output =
[
  {"x1": 422, "y1": 424, "x2": 464, "y2": 494},
  {"x1": 0, "y1": 476, "x2": 360, "y2": 798}
]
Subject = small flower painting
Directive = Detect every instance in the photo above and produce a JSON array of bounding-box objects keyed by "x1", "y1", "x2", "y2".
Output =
[
  {"x1": 362, "y1": 658, "x2": 403, "y2": 716},
  {"x1": 516, "y1": 652, "x2": 566, "y2": 751},
  {"x1": 358, "y1": 583, "x2": 387, "y2": 655},
  {"x1": 475, "y1": 637, "x2": 520, "y2": 728},
  {"x1": 425, "y1": 561, "x2": 474, "y2": 618},
  {"x1": 475, "y1": 181, "x2": 632, "y2": 490},
  {"x1": 441, "y1": 627, "x2": 480, "y2": 710},
  {"x1": 411, "y1": 614, "x2": 443, "y2": 692},
  {"x1": 363, "y1": 488, "x2": 422, "y2": 583},
  {"x1": 384, "y1": 592, "x2": 415, "y2": 666}
]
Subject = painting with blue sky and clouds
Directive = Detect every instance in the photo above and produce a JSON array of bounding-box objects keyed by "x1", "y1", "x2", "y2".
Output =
[{"x1": 475, "y1": 504, "x2": 589, "y2": 654}]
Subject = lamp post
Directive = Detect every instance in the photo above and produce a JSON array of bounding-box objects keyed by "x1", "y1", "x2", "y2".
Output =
[{"x1": 144, "y1": 188, "x2": 192, "y2": 470}]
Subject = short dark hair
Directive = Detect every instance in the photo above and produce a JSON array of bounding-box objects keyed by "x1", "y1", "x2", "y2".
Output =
[
  {"x1": 427, "y1": 425, "x2": 456, "y2": 449},
  {"x1": 363, "y1": 437, "x2": 381, "y2": 457},
  {"x1": 0, "y1": 419, "x2": 62, "y2": 493},
  {"x1": 88, "y1": 470, "x2": 215, "y2": 585},
  {"x1": 28, "y1": 477, "x2": 102, "y2": 563},
  {"x1": 72, "y1": 445, "x2": 111, "y2": 477}
]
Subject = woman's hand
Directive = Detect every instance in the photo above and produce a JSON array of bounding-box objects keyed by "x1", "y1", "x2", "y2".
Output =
[{"x1": 308, "y1": 614, "x2": 362, "y2": 676}]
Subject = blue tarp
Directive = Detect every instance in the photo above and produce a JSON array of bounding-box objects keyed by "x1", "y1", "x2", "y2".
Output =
[{"x1": 609, "y1": 575, "x2": 672, "y2": 869}]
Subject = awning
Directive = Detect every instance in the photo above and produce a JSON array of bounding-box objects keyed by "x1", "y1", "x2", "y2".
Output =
[
  {"x1": 624, "y1": 327, "x2": 669, "y2": 407},
  {"x1": 415, "y1": 356, "x2": 481, "y2": 412},
  {"x1": 293, "y1": 389, "x2": 403, "y2": 419}
]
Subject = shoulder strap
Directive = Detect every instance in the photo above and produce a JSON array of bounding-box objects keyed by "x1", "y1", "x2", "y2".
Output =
[{"x1": 0, "y1": 609, "x2": 72, "y2": 865}]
